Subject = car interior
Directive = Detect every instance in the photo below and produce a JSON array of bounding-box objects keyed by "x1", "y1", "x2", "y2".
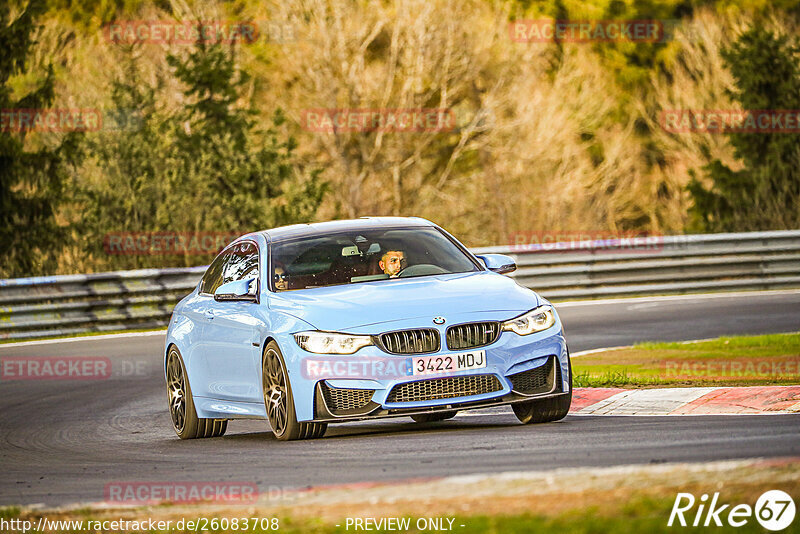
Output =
[{"x1": 271, "y1": 229, "x2": 471, "y2": 291}]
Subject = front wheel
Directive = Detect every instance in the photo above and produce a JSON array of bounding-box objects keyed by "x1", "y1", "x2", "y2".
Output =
[
  {"x1": 512, "y1": 357, "x2": 572, "y2": 424},
  {"x1": 262, "y1": 342, "x2": 327, "y2": 441}
]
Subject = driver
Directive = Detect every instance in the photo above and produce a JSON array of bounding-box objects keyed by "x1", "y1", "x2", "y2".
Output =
[{"x1": 379, "y1": 250, "x2": 405, "y2": 278}]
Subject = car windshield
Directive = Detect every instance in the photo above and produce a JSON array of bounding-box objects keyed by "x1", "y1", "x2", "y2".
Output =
[{"x1": 270, "y1": 227, "x2": 479, "y2": 291}]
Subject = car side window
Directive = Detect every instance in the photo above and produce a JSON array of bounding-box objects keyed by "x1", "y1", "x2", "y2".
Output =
[
  {"x1": 222, "y1": 241, "x2": 259, "y2": 285},
  {"x1": 200, "y1": 250, "x2": 232, "y2": 295}
]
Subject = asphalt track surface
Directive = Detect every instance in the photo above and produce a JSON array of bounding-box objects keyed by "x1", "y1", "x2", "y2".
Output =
[{"x1": 1, "y1": 290, "x2": 799, "y2": 506}]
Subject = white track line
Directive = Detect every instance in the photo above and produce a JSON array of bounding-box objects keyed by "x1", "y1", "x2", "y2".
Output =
[
  {"x1": 0, "y1": 330, "x2": 166, "y2": 348},
  {"x1": 554, "y1": 288, "x2": 800, "y2": 308},
  {"x1": 571, "y1": 345, "x2": 631, "y2": 357}
]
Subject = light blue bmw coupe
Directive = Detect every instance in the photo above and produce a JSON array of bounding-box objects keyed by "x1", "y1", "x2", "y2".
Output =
[{"x1": 164, "y1": 217, "x2": 572, "y2": 440}]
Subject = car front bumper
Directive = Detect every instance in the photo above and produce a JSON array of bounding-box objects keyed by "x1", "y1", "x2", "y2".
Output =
[
  {"x1": 283, "y1": 320, "x2": 570, "y2": 423},
  {"x1": 309, "y1": 358, "x2": 570, "y2": 423}
]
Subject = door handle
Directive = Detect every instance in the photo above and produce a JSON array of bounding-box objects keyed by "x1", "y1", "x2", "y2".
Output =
[{"x1": 204, "y1": 309, "x2": 215, "y2": 320}]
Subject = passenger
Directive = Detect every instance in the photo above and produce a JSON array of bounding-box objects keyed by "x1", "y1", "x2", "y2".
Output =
[
  {"x1": 273, "y1": 263, "x2": 289, "y2": 290},
  {"x1": 379, "y1": 250, "x2": 406, "y2": 278}
]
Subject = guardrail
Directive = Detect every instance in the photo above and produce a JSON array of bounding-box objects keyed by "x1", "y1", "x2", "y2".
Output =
[
  {"x1": 473, "y1": 230, "x2": 800, "y2": 300},
  {"x1": 0, "y1": 267, "x2": 206, "y2": 341},
  {"x1": 2, "y1": 230, "x2": 799, "y2": 340}
]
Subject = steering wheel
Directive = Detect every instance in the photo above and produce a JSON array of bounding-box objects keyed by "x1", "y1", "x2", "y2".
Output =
[{"x1": 397, "y1": 264, "x2": 448, "y2": 278}]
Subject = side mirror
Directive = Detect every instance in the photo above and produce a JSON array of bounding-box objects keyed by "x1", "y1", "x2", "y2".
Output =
[
  {"x1": 476, "y1": 254, "x2": 517, "y2": 275},
  {"x1": 214, "y1": 277, "x2": 258, "y2": 302}
]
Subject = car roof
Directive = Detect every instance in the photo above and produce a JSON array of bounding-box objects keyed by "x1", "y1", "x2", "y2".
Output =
[{"x1": 259, "y1": 217, "x2": 436, "y2": 242}]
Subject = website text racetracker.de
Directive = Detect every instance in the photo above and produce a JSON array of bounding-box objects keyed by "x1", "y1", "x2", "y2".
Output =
[
  {"x1": 104, "y1": 481, "x2": 258, "y2": 505},
  {"x1": 103, "y1": 232, "x2": 240, "y2": 255},
  {"x1": 508, "y1": 230, "x2": 669, "y2": 254},
  {"x1": 1, "y1": 357, "x2": 111, "y2": 381},
  {"x1": 0, "y1": 517, "x2": 280, "y2": 533},
  {"x1": 300, "y1": 109, "x2": 456, "y2": 133},
  {"x1": 509, "y1": 19, "x2": 664, "y2": 42},
  {"x1": 660, "y1": 109, "x2": 800, "y2": 133}
]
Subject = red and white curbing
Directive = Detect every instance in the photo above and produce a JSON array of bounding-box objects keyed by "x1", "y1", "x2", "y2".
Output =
[{"x1": 570, "y1": 386, "x2": 800, "y2": 416}]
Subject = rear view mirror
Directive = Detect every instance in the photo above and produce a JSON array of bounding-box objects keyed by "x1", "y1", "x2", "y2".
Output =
[
  {"x1": 476, "y1": 254, "x2": 517, "y2": 275},
  {"x1": 214, "y1": 277, "x2": 258, "y2": 302}
]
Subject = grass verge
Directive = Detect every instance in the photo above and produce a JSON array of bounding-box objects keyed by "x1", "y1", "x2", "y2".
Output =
[
  {"x1": 3, "y1": 459, "x2": 798, "y2": 533},
  {"x1": 573, "y1": 332, "x2": 800, "y2": 387}
]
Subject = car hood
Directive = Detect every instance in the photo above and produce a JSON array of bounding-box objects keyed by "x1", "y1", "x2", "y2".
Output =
[{"x1": 267, "y1": 271, "x2": 539, "y2": 331}]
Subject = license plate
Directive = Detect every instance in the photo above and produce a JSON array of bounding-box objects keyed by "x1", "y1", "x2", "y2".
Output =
[{"x1": 411, "y1": 350, "x2": 486, "y2": 376}]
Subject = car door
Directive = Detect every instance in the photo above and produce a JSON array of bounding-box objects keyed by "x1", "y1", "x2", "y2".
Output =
[
  {"x1": 181, "y1": 250, "x2": 230, "y2": 399},
  {"x1": 202, "y1": 241, "x2": 264, "y2": 403}
]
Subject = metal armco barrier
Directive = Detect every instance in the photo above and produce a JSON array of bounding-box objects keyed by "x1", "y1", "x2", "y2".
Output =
[
  {"x1": 2, "y1": 230, "x2": 799, "y2": 340},
  {"x1": 473, "y1": 230, "x2": 800, "y2": 300},
  {"x1": 0, "y1": 267, "x2": 206, "y2": 340}
]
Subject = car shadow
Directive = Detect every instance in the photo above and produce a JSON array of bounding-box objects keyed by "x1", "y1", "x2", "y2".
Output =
[{"x1": 218, "y1": 415, "x2": 574, "y2": 442}]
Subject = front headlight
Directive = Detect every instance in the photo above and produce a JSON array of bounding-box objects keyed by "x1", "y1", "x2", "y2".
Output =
[
  {"x1": 294, "y1": 331, "x2": 373, "y2": 354},
  {"x1": 502, "y1": 306, "x2": 556, "y2": 336}
]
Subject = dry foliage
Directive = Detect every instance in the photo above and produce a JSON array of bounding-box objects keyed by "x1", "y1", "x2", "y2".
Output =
[{"x1": 17, "y1": 0, "x2": 795, "y2": 274}]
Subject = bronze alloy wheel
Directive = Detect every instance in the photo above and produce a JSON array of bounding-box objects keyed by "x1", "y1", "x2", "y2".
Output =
[
  {"x1": 261, "y1": 341, "x2": 327, "y2": 441},
  {"x1": 166, "y1": 348, "x2": 187, "y2": 433},
  {"x1": 263, "y1": 347, "x2": 289, "y2": 437},
  {"x1": 165, "y1": 346, "x2": 227, "y2": 439}
]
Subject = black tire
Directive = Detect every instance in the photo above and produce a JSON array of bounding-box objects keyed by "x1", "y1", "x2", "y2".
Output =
[
  {"x1": 512, "y1": 357, "x2": 572, "y2": 424},
  {"x1": 262, "y1": 341, "x2": 327, "y2": 441},
  {"x1": 411, "y1": 411, "x2": 458, "y2": 423},
  {"x1": 166, "y1": 346, "x2": 227, "y2": 439}
]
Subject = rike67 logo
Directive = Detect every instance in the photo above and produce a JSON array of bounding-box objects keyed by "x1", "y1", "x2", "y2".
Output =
[{"x1": 669, "y1": 490, "x2": 796, "y2": 530}]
